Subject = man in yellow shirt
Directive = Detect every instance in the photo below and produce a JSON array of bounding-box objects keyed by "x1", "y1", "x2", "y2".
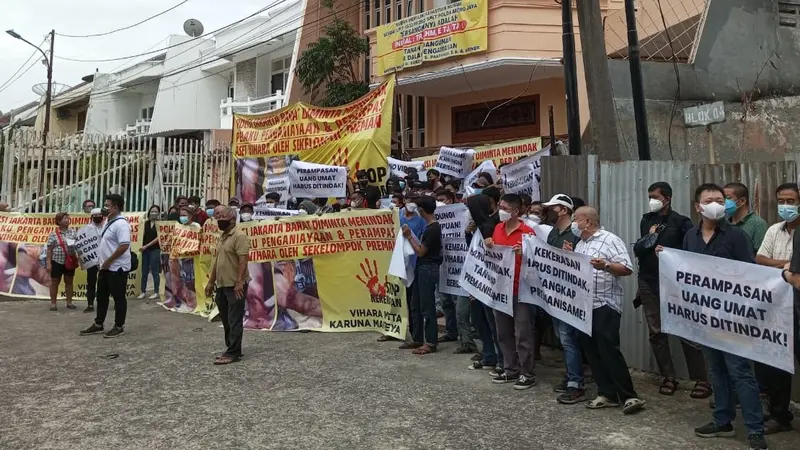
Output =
[{"x1": 205, "y1": 207, "x2": 251, "y2": 365}]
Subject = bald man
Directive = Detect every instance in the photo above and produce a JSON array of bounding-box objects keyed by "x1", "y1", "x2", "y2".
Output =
[{"x1": 572, "y1": 206, "x2": 645, "y2": 414}]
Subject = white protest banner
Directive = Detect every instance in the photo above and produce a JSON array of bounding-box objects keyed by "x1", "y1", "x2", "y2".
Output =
[
  {"x1": 500, "y1": 147, "x2": 550, "y2": 201},
  {"x1": 74, "y1": 224, "x2": 101, "y2": 267},
  {"x1": 288, "y1": 161, "x2": 347, "y2": 198},
  {"x1": 387, "y1": 156, "x2": 425, "y2": 178},
  {"x1": 434, "y1": 146, "x2": 475, "y2": 178},
  {"x1": 388, "y1": 231, "x2": 415, "y2": 287},
  {"x1": 519, "y1": 235, "x2": 593, "y2": 335},
  {"x1": 434, "y1": 203, "x2": 469, "y2": 239},
  {"x1": 264, "y1": 175, "x2": 290, "y2": 208},
  {"x1": 440, "y1": 237, "x2": 469, "y2": 296},
  {"x1": 659, "y1": 248, "x2": 795, "y2": 373},
  {"x1": 458, "y1": 230, "x2": 515, "y2": 316},
  {"x1": 463, "y1": 160, "x2": 496, "y2": 196},
  {"x1": 252, "y1": 206, "x2": 301, "y2": 220}
]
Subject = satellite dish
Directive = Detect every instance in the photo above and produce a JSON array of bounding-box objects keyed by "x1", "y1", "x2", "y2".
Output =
[
  {"x1": 183, "y1": 19, "x2": 204, "y2": 37},
  {"x1": 32, "y1": 82, "x2": 71, "y2": 96}
]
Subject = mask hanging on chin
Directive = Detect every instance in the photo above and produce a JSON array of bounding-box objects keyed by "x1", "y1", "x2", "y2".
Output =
[{"x1": 700, "y1": 202, "x2": 726, "y2": 220}]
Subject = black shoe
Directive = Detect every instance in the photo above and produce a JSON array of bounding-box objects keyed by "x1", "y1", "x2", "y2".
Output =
[
  {"x1": 103, "y1": 326, "x2": 125, "y2": 338},
  {"x1": 513, "y1": 375, "x2": 538, "y2": 390},
  {"x1": 763, "y1": 419, "x2": 792, "y2": 435},
  {"x1": 79, "y1": 323, "x2": 104, "y2": 336},
  {"x1": 84, "y1": 305, "x2": 94, "y2": 313},
  {"x1": 557, "y1": 387, "x2": 587, "y2": 404},
  {"x1": 748, "y1": 433, "x2": 768, "y2": 449},
  {"x1": 491, "y1": 373, "x2": 519, "y2": 384},
  {"x1": 553, "y1": 377, "x2": 568, "y2": 393},
  {"x1": 694, "y1": 422, "x2": 735, "y2": 438},
  {"x1": 488, "y1": 367, "x2": 505, "y2": 378}
]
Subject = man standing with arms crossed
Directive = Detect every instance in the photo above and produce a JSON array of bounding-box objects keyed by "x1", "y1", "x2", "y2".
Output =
[{"x1": 205, "y1": 207, "x2": 251, "y2": 365}]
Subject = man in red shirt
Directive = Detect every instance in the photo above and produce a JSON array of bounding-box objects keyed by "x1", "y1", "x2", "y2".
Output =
[{"x1": 486, "y1": 193, "x2": 537, "y2": 390}]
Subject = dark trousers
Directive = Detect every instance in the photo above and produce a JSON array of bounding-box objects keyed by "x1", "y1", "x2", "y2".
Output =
[
  {"x1": 94, "y1": 269, "x2": 128, "y2": 328},
  {"x1": 639, "y1": 278, "x2": 708, "y2": 382},
  {"x1": 215, "y1": 285, "x2": 247, "y2": 358},
  {"x1": 86, "y1": 265, "x2": 99, "y2": 307},
  {"x1": 410, "y1": 264, "x2": 438, "y2": 346},
  {"x1": 753, "y1": 302, "x2": 800, "y2": 425},
  {"x1": 580, "y1": 306, "x2": 638, "y2": 402},
  {"x1": 406, "y1": 285, "x2": 417, "y2": 340}
]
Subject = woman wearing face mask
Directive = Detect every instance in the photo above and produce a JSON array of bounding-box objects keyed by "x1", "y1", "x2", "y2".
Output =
[
  {"x1": 45, "y1": 212, "x2": 78, "y2": 311},
  {"x1": 178, "y1": 206, "x2": 197, "y2": 226},
  {"x1": 138, "y1": 206, "x2": 162, "y2": 301},
  {"x1": 239, "y1": 204, "x2": 255, "y2": 222}
]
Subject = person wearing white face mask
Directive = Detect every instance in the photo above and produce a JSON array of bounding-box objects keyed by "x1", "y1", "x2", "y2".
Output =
[
  {"x1": 634, "y1": 182, "x2": 706, "y2": 399},
  {"x1": 239, "y1": 204, "x2": 254, "y2": 223},
  {"x1": 572, "y1": 206, "x2": 644, "y2": 415},
  {"x1": 668, "y1": 183, "x2": 767, "y2": 450}
]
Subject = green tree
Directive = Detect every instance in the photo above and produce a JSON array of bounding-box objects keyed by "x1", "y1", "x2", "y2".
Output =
[{"x1": 295, "y1": 0, "x2": 369, "y2": 106}]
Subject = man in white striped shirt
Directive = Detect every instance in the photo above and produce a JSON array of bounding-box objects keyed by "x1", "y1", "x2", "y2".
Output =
[{"x1": 572, "y1": 206, "x2": 645, "y2": 415}]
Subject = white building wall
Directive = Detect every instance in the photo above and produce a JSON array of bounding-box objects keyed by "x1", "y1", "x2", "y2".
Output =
[
  {"x1": 149, "y1": 35, "x2": 229, "y2": 134},
  {"x1": 84, "y1": 73, "x2": 142, "y2": 135}
]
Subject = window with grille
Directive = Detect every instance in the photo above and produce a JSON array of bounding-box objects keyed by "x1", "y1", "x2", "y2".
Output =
[{"x1": 779, "y1": 1, "x2": 800, "y2": 28}]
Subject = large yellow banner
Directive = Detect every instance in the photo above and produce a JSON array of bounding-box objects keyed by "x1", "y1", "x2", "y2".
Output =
[
  {"x1": 155, "y1": 222, "x2": 213, "y2": 317},
  {"x1": 413, "y1": 137, "x2": 543, "y2": 169},
  {"x1": 0, "y1": 212, "x2": 144, "y2": 300},
  {"x1": 376, "y1": 0, "x2": 488, "y2": 76},
  {"x1": 232, "y1": 76, "x2": 395, "y2": 204}
]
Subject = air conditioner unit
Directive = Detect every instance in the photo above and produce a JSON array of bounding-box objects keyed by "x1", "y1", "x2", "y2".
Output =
[{"x1": 56, "y1": 109, "x2": 71, "y2": 120}]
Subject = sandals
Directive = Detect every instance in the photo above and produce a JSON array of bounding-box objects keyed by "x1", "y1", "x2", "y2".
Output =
[
  {"x1": 586, "y1": 396, "x2": 620, "y2": 409},
  {"x1": 49, "y1": 305, "x2": 57, "y2": 311},
  {"x1": 622, "y1": 398, "x2": 646, "y2": 415},
  {"x1": 690, "y1": 382, "x2": 713, "y2": 399},
  {"x1": 398, "y1": 341, "x2": 423, "y2": 350},
  {"x1": 659, "y1": 378, "x2": 678, "y2": 396},
  {"x1": 412, "y1": 344, "x2": 437, "y2": 355},
  {"x1": 213, "y1": 355, "x2": 241, "y2": 365}
]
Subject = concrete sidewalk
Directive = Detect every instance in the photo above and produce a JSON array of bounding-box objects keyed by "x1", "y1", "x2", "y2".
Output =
[{"x1": 0, "y1": 300, "x2": 797, "y2": 450}]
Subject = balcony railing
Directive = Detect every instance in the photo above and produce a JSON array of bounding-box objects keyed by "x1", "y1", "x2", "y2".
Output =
[
  {"x1": 125, "y1": 119, "x2": 151, "y2": 136},
  {"x1": 220, "y1": 91, "x2": 285, "y2": 129}
]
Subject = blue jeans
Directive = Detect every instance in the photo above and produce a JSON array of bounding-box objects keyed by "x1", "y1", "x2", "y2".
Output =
[
  {"x1": 141, "y1": 248, "x2": 161, "y2": 293},
  {"x1": 472, "y1": 300, "x2": 502, "y2": 367},
  {"x1": 440, "y1": 292, "x2": 458, "y2": 340},
  {"x1": 410, "y1": 264, "x2": 438, "y2": 346},
  {"x1": 553, "y1": 318, "x2": 583, "y2": 388},
  {"x1": 703, "y1": 347, "x2": 764, "y2": 435}
]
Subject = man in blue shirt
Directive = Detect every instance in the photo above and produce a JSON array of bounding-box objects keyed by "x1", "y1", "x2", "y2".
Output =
[{"x1": 677, "y1": 183, "x2": 767, "y2": 450}]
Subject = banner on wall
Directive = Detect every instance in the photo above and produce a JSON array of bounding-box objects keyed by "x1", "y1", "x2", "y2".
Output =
[
  {"x1": 0, "y1": 212, "x2": 143, "y2": 300},
  {"x1": 413, "y1": 137, "x2": 544, "y2": 172},
  {"x1": 376, "y1": 0, "x2": 488, "y2": 75},
  {"x1": 659, "y1": 248, "x2": 795, "y2": 373},
  {"x1": 232, "y1": 76, "x2": 395, "y2": 205},
  {"x1": 459, "y1": 230, "x2": 515, "y2": 316},
  {"x1": 520, "y1": 235, "x2": 594, "y2": 335},
  {"x1": 288, "y1": 161, "x2": 347, "y2": 198}
]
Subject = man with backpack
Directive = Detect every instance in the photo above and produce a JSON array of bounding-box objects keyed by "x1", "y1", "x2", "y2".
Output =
[{"x1": 80, "y1": 194, "x2": 134, "y2": 338}]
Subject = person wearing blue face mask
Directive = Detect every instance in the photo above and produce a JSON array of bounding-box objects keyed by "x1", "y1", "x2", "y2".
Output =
[
  {"x1": 205, "y1": 199, "x2": 221, "y2": 218},
  {"x1": 754, "y1": 183, "x2": 800, "y2": 435},
  {"x1": 723, "y1": 182, "x2": 768, "y2": 254}
]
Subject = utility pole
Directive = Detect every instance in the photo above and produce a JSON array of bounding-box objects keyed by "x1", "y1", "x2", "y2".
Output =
[
  {"x1": 624, "y1": 0, "x2": 651, "y2": 160},
  {"x1": 576, "y1": 0, "x2": 621, "y2": 161},
  {"x1": 561, "y1": 0, "x2": 581, "y2": 155}
]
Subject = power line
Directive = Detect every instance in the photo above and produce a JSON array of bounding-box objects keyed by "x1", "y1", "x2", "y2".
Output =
[
  {"x1": 0, "y1": 58, "x2": 41, "y2": 96},
  {"x1": 56, "y1": 0, "x2": 190, "y2": 38},
  {"x1": 0, "y1": 37, "x2": 48, "y2": 92},
  {"x1": 54, "y1": 1, "x2": 283, "y2": 63}
]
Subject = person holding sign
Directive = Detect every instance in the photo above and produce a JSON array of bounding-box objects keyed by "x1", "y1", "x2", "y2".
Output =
[
  {"x1": 45, "y1": 212, "x2": 78, "y2": 311},
  {"x1": 400, "y1": 196, "x2": 442, "y2": 355},
  {"x1": 205, "y1": 207, "x2": 251, "y2": 365},
  {"x1": 572, "y1": 207, "x2": 644, "y2": 414},
  {"x1": 486, "y1": 194, "x2": 537, "y2": 390},
  {"x1": 78, "y1": 208, "x2": 106, "y2": 313},
  {"x1": 776, "y1": 219, "x2": 800, "y2": 435},
  {"x1": 677, "y1": 183, "x2": 767, "y2": 450}
]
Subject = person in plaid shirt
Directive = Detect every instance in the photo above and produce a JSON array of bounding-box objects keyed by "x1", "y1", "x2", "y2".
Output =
[{"x1": 46, "y1": 212, "x2": 78, "y2": 311}]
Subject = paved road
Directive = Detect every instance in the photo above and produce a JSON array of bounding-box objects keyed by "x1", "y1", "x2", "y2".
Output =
[{"x1": 0, "y1": 300, "x2": 797, "y2": 449}]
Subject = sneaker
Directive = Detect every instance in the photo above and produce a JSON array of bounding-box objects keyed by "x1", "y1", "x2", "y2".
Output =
[
  {"x1": 747, "y1": 433, "x2": 768, "y2": 450},
  {"x1": 79, "y1": 323, "x2": 104, "y2": 335},
  {"x1": 553, "y1": 377, "x2": 568, "y2": 393},
  {"x1": 83, "y1": 305, "x2": 94, "y2": 313},
  {"x1": 489, "y1": 367, "x2": 505, "y2": 378},
  {"x1": 557, "y1": 387, "x2": 587, "y2": 404},
  {"x1": 513, "y1": 375, "x2": 538, "y2": 390},
  {"x1": 136, "y1": 293, "x2": 146, "y2": 299},
  {"x1": 492, "y1": 373, "x2": 519, "y2": 384},
  {"x1": 763, "y1": 418, "x2": 792, "y2": 435},
  {"x1": 694, "y1": 422, "x2": 735, "y2": 438},
  {"x1": 149, "y1": 293, "x2": 160, "y2": 300},
  {"x1": 103, "y1": 326, "x2": 125, "y2": 338}
]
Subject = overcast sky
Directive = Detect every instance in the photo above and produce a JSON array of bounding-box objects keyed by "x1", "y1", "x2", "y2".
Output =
[{"x1": 0, "y1": 0, "x2": 272, "y2": 113}]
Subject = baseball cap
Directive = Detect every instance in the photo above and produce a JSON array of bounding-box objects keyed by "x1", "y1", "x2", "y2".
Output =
[{"x1": 543, "y1": 194, "x2": 574, "y2": 210}]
